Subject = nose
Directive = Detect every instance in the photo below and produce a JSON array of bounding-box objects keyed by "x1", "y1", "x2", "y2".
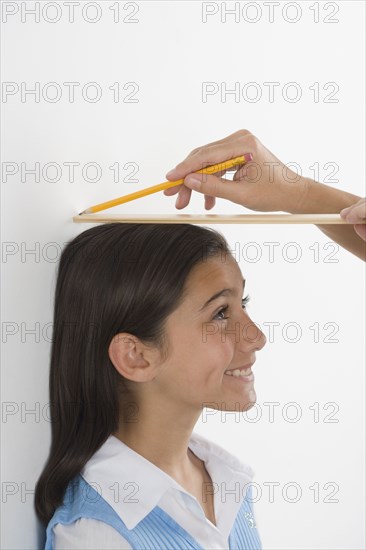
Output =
[{"x1": 238, "y1": 310, "x2": 267, "y2": 352}]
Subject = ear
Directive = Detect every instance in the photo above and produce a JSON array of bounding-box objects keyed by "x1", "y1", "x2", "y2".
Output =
[{"x1": 108, "y1": 333, "x2": 158, "y2": 382}]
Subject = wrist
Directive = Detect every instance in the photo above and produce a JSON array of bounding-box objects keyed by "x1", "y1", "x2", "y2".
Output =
[{"x1": 286, "y1": 177, "x2": 362, "y2": 214}]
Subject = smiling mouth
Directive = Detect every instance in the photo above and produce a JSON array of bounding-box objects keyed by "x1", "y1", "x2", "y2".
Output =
[{"x1": 224, "y1": 366, "x2": 253, "y2": 378}]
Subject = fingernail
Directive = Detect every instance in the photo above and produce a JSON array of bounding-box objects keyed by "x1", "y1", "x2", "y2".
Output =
[{"x1": 184, "y1": 176, "x2": 202, "y2": 190}]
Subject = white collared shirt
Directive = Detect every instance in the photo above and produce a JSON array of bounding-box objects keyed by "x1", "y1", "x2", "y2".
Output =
[{"x1": 53, "y1": 431, "x2": 257, "y2": 549}]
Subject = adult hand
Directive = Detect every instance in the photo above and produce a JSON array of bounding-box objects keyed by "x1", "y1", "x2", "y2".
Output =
[
  {"x1": 340, "y1": 198, "x2": 366, "y2": 241},
  {"x1": 164, "y1": 129, "x2": 309, "y2": 213}
]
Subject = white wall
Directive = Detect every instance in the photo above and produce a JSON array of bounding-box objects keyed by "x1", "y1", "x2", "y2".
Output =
[{"x1": 1, "y1": 1, "x2": 365, "y2": 548}]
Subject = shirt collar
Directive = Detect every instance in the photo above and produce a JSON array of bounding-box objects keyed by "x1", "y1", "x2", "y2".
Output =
[{"x1": 81, "y1": 431, "x2": 254, "y2": 530}]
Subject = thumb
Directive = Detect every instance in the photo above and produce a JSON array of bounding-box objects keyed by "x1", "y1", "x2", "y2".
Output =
[{"x1": 184, "y1": 173, "x2": 243, "y2": 202}]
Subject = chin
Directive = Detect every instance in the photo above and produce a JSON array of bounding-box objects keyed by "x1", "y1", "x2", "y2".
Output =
[
  {"x1": 237, "y1": 388, "x2": 257, "y2": 413},
  {"x1": 241, "y1": 391, "x2": 257, "y2": 412},
  {"x1": 219, "y1": 389, "x2": 257, "y2": 413}
]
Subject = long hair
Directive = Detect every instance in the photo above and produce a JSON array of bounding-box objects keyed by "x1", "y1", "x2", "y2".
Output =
[{"x1": 34, "y1": 222, "x2": 230, "y2": 525}]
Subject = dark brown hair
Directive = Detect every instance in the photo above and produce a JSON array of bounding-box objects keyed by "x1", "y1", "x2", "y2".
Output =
[{"x1": 34, "y1": 222, "x2": 230, "y2": 525}]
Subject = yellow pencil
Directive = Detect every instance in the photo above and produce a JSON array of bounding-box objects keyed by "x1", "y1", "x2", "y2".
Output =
[{"x1": 79, "y1": 154, "x2": 252, "y2": 215}]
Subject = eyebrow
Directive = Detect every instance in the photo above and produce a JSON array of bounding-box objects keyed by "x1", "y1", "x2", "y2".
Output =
[{"x1": 198, "y1": 278, "x2": 246, "y2": 312}]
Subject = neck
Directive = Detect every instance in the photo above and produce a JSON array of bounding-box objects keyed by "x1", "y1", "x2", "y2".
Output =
[{"x1": 112, "y1": 396, "x2": 202, "y2": 480}]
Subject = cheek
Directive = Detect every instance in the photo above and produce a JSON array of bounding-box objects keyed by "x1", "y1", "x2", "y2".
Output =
[
  {"x1": 200, "y1": 329, "x2": 235, "y2": 371},
  {"x1": 166, "y1": 323, "x2": 235, "y2": 383}
]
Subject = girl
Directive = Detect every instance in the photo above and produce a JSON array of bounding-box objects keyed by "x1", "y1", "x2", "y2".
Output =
[{"x1": 35, "y1": 222, "x2": 266, "y2": 549}]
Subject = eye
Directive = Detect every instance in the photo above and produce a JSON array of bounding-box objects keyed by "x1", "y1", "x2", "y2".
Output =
[
  {"x1": 213, "y1": 295, "x2": 250, "y2": 321},
  {"x1": 213, "y1": 305, "x2": 229, "y2": 321}
]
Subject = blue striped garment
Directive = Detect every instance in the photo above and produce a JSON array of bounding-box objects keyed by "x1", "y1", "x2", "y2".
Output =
[{"x1": 45, "y1": 474, "x2": 262, "y2": 549}]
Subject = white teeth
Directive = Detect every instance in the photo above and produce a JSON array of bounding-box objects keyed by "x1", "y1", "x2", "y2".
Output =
[{"x1": 225, "y1": 367, "x2": 252, "y2": 377}]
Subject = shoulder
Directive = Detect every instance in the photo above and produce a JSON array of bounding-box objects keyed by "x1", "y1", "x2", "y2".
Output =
[{"x1": 53, "y1": 517, "x2": 132, "y2": 549}]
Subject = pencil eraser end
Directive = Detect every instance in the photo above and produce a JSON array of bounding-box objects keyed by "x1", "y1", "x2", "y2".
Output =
[{"x1": 244, "y1": 153, "x2": 253, "y2": 163}]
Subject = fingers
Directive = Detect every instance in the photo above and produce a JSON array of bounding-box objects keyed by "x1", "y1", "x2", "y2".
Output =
[
  {"x1": 184, "y1": 172, "x2": 244, "y2": 205},
  {"x1": 163, "y1": 169, "x2": 229, "y2": 197},
  {"x1": 340, "y1": 199, "x2": 366, "y2": 241},
  {"x1": 204, "y1": 195, "x2": 216, "y2": 210},
  {"x1": 340, "y1": 198, "x2": 366, "y2": 223},
  {"x1": 174, "y1": 185, "x2": 192, "y2": 209},
  {"x1": 167, "y1": 143, "x2": 250, "y2": 180},
  {"x1": 163, "y1": 129, "x2": 259, "y2": 210},
  {"x1": 165, "y1": 130, "x2": 255, "y2": 180},
  {"x1": 163, "y1": 185, "x2": 180, "y2": 196},
  {"x1": 164, "y1": 185, "x2": 216, "y2": 209}
]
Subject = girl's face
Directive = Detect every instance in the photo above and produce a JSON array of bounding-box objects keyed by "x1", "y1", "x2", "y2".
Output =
[{"x1": 155, "y1": 254, "x2": 267, "y2": 413}]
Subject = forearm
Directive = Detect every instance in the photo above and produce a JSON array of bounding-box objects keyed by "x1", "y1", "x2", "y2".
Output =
[{"x1": 288, "y1": 178, "x2": 366, "y2": 261}]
